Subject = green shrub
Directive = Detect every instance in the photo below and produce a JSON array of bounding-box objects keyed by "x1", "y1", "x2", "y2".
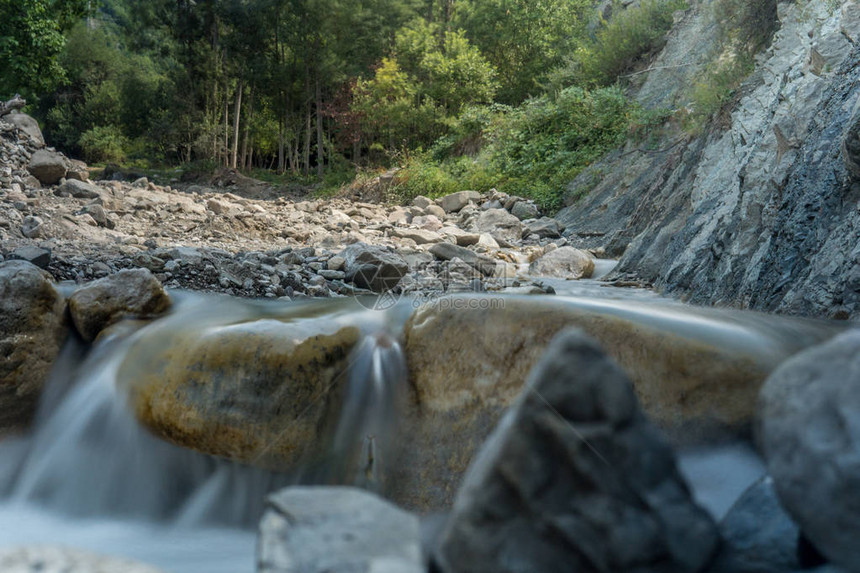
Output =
[
  {"x1": 571, "y1": 0, "x2": 688, "y2": 87},
  {"x1": 488, "y1": 86, "x2": 635, "y2": 211},
  {"x1": 79, "y1": 125, "x2": 128, "y2": 164}
]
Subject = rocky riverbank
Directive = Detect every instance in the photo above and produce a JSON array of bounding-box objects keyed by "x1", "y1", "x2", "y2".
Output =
[{"x1": 0, "y1": 110, "x2": 597, "y2": 303}]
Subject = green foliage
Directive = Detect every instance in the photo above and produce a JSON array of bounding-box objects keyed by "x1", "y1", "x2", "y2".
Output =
[
  {"x1": 566, "y1": 0, "x2": 687, "y2": 87},
  {"x1": 79, "y1": 125, "x2": 129, "y2": 163},
  {"x1": 683, "y1": 0, "x2": 777, "y2": 131},
  {"x1": 0, "y1": 0, "x2": 91, "y2": 96},
  {"x1": 488, "y1": 86, "x2": 635, "y2": 211},
  {"x1": 454, "y1": 0, "x2": 592, "y2": 104},
  {"x1": 352, "y1": 20, "x2": 497, "y2": 154}
]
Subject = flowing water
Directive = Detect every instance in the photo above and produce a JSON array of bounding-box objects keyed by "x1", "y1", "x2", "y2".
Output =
[{"x1": 0, "y1": 282, "x2": 847, "y2": 571}]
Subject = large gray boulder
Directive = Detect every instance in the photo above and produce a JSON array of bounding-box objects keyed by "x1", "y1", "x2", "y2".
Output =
[
  {"x1": 434, "y1": 329, "x2": 719, "y2": 573},
  {"x1": 339, "y1": 243, "x2": 409, "y2": 293},
  {"x1": 4, "y1": 113, "x2": 45, "y2": 147},
  {"x1": 0, "y1": 261, "x2": 68, "y2": 430},
  {"x1": 57, "y1": 178, "x2": 101, "y2": 199},
  {"x1": 529, "y1": 246, "x2": 595, "y2": 279},
  {"x1": 474, "y1": 208, "x2": 524, "y2": 245},
  {"x1": 437, "y1": 190, "x2": 481, "y2": 213},
  {"x1": 68, "y1": 269, "x2": 172, "y2": 342},
  {"x1": 258, "y1": 487, "x2": 423, "y2": 573},
  {"x1": 759, "y1": 330, "x2": 860, "y2": 570},
  {"x1": 27, "y1": 149, "x2": 66, "y2": 185}
]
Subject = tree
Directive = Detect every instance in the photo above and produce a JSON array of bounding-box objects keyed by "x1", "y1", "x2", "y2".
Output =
[
  {"x1": 454, "y1": 0, "x2": 591, "y2": 104},
  {"x1": 0, "y1": 0, "x2": 91, "y2": 96}
]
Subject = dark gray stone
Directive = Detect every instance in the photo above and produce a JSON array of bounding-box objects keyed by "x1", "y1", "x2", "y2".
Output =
[
  {"x1": 759, "y1": 330, "x2": 860, "y2": 571},
  {"x1": 510, "y1": 200, "x2": 540, "y2": 221},
  {"x1": 339, "y1": 243, "x2": 409, "y2": 293},
  {"x1": 435, "y1": 329, "x2": 719, "y2": 573},
  {"x1": 57, "y1": 179, "x2": 101, "y2": 199},
  {"x1": 27, "y1": 150, "x2": 66, "y2": 185},
  {"x1": 524, "y1": 217, "x2": 564, "y2": 239},
  {"x1": 708, "y1": 477, "x2": 801, "y2": 573},
  {"x1": 428, "y1": 243, "x2": 498, "y2": 276},
  {"x1": 10, "y1": 246, "x2": 51, "y2": 269}
]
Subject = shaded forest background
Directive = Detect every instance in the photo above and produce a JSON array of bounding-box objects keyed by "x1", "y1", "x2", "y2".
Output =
[{"x1": 1, "y1": 0, "x2": 766, "y2": 210}]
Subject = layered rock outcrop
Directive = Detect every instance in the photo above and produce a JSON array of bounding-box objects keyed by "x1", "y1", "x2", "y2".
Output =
[{"x1": 559, "y1": 1, "x2": 860, "y2": 319}]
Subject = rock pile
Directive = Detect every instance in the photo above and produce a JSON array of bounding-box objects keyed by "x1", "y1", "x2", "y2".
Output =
[{"x1": 0, "y1": 113, "x2": 593, "y2": 301}]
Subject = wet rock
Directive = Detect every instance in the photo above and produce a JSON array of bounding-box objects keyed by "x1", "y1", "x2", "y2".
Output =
[
  {"x1": 529, "y1": 246, "x2": 594, "y2": 279},
  {"x1": 708, "y1": 477, "x2": 803, "y2": 573},
  {"x1": 0, "y1": 546, "x2": 166, "y2": 573},
  {"x1": 759, "y1": 330, "x2": 860, "y2": 570},
  {"x1": 509, "y1": 200, "x2": 539, "y2": 221},
  {"x1": 9, "y1": 246, "x2": 51, "y2": 269},
  {"x1": 0, "y1": 261, "x2": 67, "y2": 430},
  {"x1": 27, "y1": 149, "x2": 66, "y2": 185},
  {"x1": 474, "y1": 209, "x2": 523, "y2": 245},
  {"x1": 434, "y1": 329, "x2": 719, "y2": 573},
  {"x1": 428, "y1": 243, "x2": 497, "y2": 276},
  {"x1": 397, "y1": 295, "x2": 797, "y2": 510},
  {"x1": 438, "y1": 190, "x2": 481, "y2": 214},
  {"x1": 57, "y1": 179, "x2": 102, "y2": 200},
  {"x1": 119, "y1": 316, "x2": 361, "y2": 470},
  {"x1": 340, "y1": 243, "x2": 409, "y2": 293},
  {"x1": 259, "y1": 487, "x2": 423, "y2": 573},
  {"x1": 524, "y1": 217, "x2": 564, "y2": 239},
  {"x1": 68, "y1": 269, "x2": 172, "y2": 342}
]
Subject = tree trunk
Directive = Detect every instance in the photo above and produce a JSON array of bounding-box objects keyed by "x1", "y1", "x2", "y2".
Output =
[
  {"x1": 303, "y1": 104, "x2": 312, "y2": 176},
  {"x1": 230, "y1": 79, "x2": 243, "y2": 169},
  {"x1": 241, "y1": 85, "x2": 255, "y2": 170},
  {"x1": 316, "y1": 73, "x2": 324, "y2": 179}
]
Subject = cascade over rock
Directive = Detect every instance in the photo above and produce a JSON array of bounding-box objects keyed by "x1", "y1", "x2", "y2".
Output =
[{"x1": 118, "y1": 311, "x2": 361, "y2": 470}]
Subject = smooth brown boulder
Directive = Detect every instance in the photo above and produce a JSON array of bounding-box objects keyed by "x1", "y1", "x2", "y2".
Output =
[
  {"x1": 119, "y1": 317, "x2": 361, "y2": 470},
  {"x1": 68, "y1": 269, "x2": 171, "y2": 342},
  {"x1": 0, "y1": 261, "x2": 67, "y2": 430}
]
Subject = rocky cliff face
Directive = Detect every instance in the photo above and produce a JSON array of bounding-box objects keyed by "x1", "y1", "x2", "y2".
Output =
[{"x1": 559, "y1": 0, "x2": 860, "y2": 319}]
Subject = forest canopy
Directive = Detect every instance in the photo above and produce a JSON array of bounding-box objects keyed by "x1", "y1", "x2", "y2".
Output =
[{"x1": 1, "y1": 0, "x2": 692, "y2": 210}]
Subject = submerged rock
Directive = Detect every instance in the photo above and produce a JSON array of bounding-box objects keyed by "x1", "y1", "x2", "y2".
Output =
[
  {"x1": 434, "y1": 329, "x2": 719, "y2": 573},
  {"x1": 119, "y1": 316, "x2": 361, "y2": 470},
  {"x1": 0, "y1": 261, "x2": 67, "y2": 430},
  {"x1": 0, "y1": 546, "x2": 166, "y2": 573},
  {"x1": 258, "y1": 487, "x2": 423, "y2": 573},
  {"x1": 759, "y1": 330, "x2": 860, "y2": 570},
  {"x1": 68, "y1": 269, "x2": 172, "y2": 342}
]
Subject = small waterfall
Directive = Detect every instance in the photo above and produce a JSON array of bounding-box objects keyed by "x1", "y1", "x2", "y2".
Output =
[{"x1": 327, "y1": 332, "x2": 409, "y2": 491}]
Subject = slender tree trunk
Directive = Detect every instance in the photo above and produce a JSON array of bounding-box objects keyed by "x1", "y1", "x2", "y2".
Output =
[
  {"x1": 223, "y1": 95, "x2": 229, "y2": 167},
  {"x1": 241, "y1": 85, "x2": 255, "y2": 170},
  {"x1": 315, "y1": 73, "x2": 324, "y2": 179},
  {"x1": 303, "y1": 104, "x2": 311, "y2": 176},
  {"x1": 231, "y1": 79, "x2": 243, "y2": 169}
]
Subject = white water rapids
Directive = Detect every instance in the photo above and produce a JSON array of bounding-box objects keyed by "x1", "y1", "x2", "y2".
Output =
[{"x1": 0, "y1": 284, "x2": 844, "y2": 571}]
